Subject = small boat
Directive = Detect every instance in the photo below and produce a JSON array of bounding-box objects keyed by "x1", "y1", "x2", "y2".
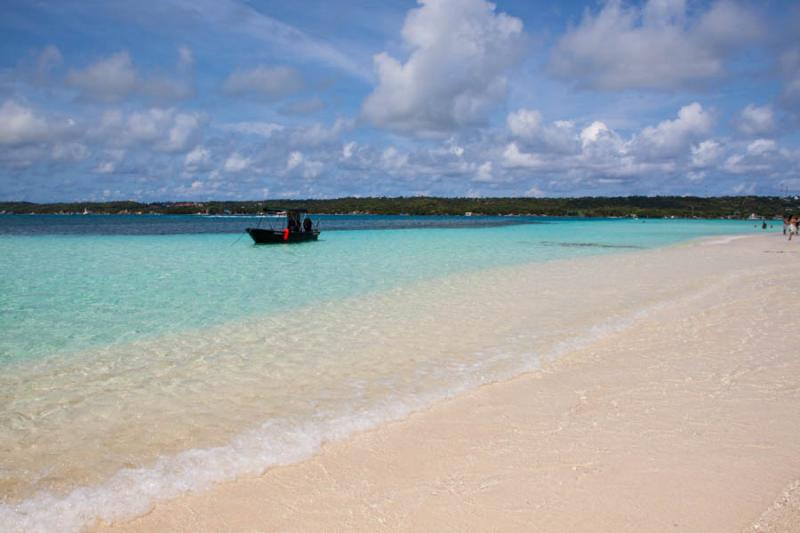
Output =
[{"x1": 246, "y1": 208, "x2": 320, "y2": 244}]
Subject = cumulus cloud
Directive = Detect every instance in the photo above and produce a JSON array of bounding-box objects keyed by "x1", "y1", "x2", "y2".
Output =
[
  {"x1": 66, "y1": 52, "x2": 138, "y2": 103},
  {"x1": 747, "y1": 138, "x2": 776, "y2": 156},
  {"x1": 222, "y1": 66, "x2": 304, "y2": 100},
  {"x1": 285, "y1": 150, "x2": 323, "y2": 178},
  {"x1": 0, "y1": 100, "x2": 51, "y2": 145},
  {"x1": 709, "y1": 137, "x2": 795, "y2": 179},
  {"x1": 92, "y1": 108, "x2": 203, "y2": 153},
  {"x1": 474, "y1": 161, "x2": 493, "y2": 182},
  {"x1": 507, "y1": 109, "x2": 579, "y2": 153},
  {"x1": 634, "y1": 102, "x2": 713, "y2": 157},
  {"x1": 184, "y1": 145, "x2": 211, "y2": 170},
  {"x1": 579, "y1": 121, "x2": 626, "y2": 157},
  {"x1": 223, "y1": 152, "x2": 251, "y2": 172},
  {"x1": 51, "y1": 142, "x2": 89, "y2": 162},
  {"x1": 691, "y1": 139, "x2": 723, "y2": 167},
  {"x1": 66, "y1": 49, "x2": 194, "y2": 103},
  {"x1": 735, "y1": 104, "x2": 775, "y2": 136},
  {"x1": 341, "y1": 141, "x2": 357, "y2": 160},
  {"x1": 380, "y1": 147, "x2": 409, "y2": 171},
  {"x1": 292, "y1": 117, "x2": 353, "y2": 147},
  {"x1": 93, "y1": 149, "x2": 125, "y2": 174},
  {"x1": 219, "y1": 121, "x2": 285, "y2": 137},
  {"x1": 362, "y1": 0, "x2": 524, "y2": 135},
  {"x1": 502, "y1": 142, "x2": 542, "y2": 168},
  {"x1": 549, "y1": 0, "x2": 764, "y2": 91}
]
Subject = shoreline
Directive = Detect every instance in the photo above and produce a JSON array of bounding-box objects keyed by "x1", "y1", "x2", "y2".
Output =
[{"x1": 94, "y1": 233, "x2": 800, "y2": 532}]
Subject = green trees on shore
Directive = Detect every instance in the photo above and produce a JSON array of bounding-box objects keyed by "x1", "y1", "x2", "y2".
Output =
[{"x1": 2, "y1": 196, "x2": 799, "y2": 219}]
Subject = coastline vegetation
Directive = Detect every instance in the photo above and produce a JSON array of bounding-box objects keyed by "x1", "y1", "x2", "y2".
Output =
[{"x1": 2, "y1": 196, "x2": 799, "y2": 219}]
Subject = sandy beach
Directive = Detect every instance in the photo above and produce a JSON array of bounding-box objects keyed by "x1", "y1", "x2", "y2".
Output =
[{"x1": 97, "y1": 233, "x2": 800, "y2": 532}]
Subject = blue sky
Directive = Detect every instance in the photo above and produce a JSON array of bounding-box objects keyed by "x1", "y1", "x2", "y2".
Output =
[{"x1": 1, "y1": 0, "x2": 798, "y2": 201}]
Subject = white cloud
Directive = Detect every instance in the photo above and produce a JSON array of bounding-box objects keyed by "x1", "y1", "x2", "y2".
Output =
[
  {"x1": 736, "y1": 104, "x2": 775, "y2": 136},
  {"x1": 342, "y1": 141, "x2": 357, "y2": 160},
  {"x1": 634, "y1": 102, "x2": 713, "y2": 157},
  {"x1": 286, "y1": 151, "x2": 304, "y2": 171},
  {"x1": 0, "y1": 100, "x2": 50, "y2": 145},
  {"x1": 91, "y1": 108, "x2": 202, "y2": 152},
  {"x1": 163, "y1": 113, "x2": 201, "y2": 152},
  {"x1": 691, "y1": 139, "x2": 722, "y2": 167},
  {"x1": 507, "y1": 108, "x2": 579, "y2": 153},
  {"x1": 51, "y1": 142, "x2": 89, "y2": 162},
  {"x1": 722, "y1": 140, "x2": 795, "y2": 176},
  {"x1": 474, "y1": 161, "x2": 493, "y2": 182},
  {"x1": 292, "y1": 118, "x2": 353, "y2": 146},
  {"x1": 525, "y1": 185, "x2": 544, "y2": 197},
  {"x1": 223, "y1": 152, "x2": 251, "y2": 172},
  {"x1": 66, "y1": 52, "x2": 138, "y2": 103},
  {"x1": 747, "y1": 138, "x2": 776, "y2": 156},
  {"x1": 502, "y1": 142, "x2": 541, "y2": 168},
  {"x1": 580, "y1": 121, "x2": 626, "y2": 156},
  {"x1": 95, "y1": 161, "x2": 116, "y2": 174},
  {"x1": 219, "y1": 121, "x2": 285, "y2": 137},
  {"x1": 580, "y1": 121, "x2": 611, "y2": 147},
  {"x1": 94, "y1": 149, "x2": 125, "y2": 174},
  {"x1": 446, "y1": 137, "x2": 465, "y2": 157},
  {"x1": 381, "y1": 147, "x2": 408, "y2": 171},
  {"x1": 507, "y1": 108, "x2": 543, "y2": 138},
  {"x1": 184, "y1": 146, "x2": 211, "y2": 169},
  {"x1": 731, "y1": 181, "x2": 756, "y2": 194},
  {"x1": 222, "y1": 66, "x2": 304, "y2": 100},
  {"x1": 302, "y1": 160, "x2": 323, "y2": 179},
  {"x1": 66, "y1": 49, "x2": 194, "y2": 103},
  {"x1": 549, "y1": 0, "x2": 764, "y2": 90},
  {"x1": 362, "y1": 0, "x2": 524, "y2": 135},
  {"x1": 285, "y1": 150, "x2": 322, "y2": 178}
]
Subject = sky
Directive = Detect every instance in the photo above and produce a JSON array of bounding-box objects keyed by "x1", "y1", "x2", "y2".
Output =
[{"x1": 0, "y1": 0, "x2": 799, "y2": 202}]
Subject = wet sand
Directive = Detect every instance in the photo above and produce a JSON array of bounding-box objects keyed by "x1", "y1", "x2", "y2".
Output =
[{"x1": 99, "y1": 234, "x2": 800, "y2": 532}]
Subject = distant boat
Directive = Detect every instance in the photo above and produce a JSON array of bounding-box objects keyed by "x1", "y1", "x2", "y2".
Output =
[{"x1": 246, "y1": 208, "x2": 320, "y2": 244}]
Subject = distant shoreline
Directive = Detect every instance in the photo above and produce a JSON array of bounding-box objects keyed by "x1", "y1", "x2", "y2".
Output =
[
  {"x1": 0, "y1": 212, "x2": 784, "y2": 222},
  {"x1": 2, "y1": 195, "x2": 799, "y2": 219}
]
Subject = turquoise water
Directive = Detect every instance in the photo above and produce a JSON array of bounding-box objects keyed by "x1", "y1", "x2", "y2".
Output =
[{"x1": 0, "y1": 217, "x2": 766, "y2": 364}]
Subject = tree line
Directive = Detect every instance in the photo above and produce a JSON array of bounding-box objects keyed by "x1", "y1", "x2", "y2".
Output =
[{"x1": 2, "y1": 196, "x2": 800, "y2": 219}]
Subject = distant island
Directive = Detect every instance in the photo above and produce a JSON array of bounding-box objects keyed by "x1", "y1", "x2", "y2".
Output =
[{"x1": 2, "y1": 196, "x2": 799, "y2": 219}]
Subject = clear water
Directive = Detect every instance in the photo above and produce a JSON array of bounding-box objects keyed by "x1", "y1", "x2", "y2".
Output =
[
  {"x1": 0, "y1": 215, "x2": 771, "y2": 531},
  {"x1": 0, "y1": 215, "x2": 766, "y2": 364}
]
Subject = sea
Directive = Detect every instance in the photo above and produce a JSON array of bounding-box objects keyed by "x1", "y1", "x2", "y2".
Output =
[{"x1": 0, "y1": 214, "x2": 771, "y2": 531}]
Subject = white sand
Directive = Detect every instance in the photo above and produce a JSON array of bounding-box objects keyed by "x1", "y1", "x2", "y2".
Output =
[{"x1": 98, "y1": 234, "x2": 800, "y2": 532}]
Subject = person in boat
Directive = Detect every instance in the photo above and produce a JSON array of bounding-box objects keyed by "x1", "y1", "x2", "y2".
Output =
[
  {"x1": 303, "y1": 216, "x2": 313, "y2": 233},
  {"x1": 287, "y1": 212, "x2": 300, "y2": 233}
]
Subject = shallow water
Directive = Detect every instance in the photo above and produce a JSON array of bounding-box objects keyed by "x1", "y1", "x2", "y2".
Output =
[{"x1": 0, "y1": 215, "x2": 770, "y2": 531}]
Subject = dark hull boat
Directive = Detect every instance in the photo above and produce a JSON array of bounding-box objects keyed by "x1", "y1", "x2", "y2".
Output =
[
  {"x1": 245, "y1": 207, "x2": 320, "y2": 244},
  {"x1": 246, "y1": 227, "x2": 320, "y2": 244}
]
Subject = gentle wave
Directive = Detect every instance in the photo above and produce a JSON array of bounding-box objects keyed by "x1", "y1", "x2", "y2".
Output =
[{"x1": 0, "y1": 300, "x2": 659, "y2": 533}]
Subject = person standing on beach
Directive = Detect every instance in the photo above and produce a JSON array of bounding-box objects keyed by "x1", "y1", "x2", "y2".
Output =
[
  {"x1": 784, "y1": 216, "x2": 789, "y2": 235},
  {"x1": 789, "y1": 215, "x2": 798, "y2": 241}
]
